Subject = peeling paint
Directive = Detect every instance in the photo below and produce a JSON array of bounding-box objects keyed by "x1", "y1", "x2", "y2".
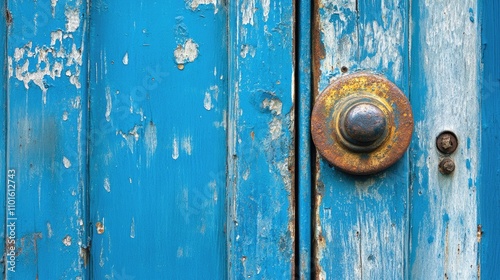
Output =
[
  {"x1": 181, "y1": 136, "x2": 192, "y2": 155},
  {"x1": 122, "y1": 52, "x2": 129, "y2": 65},
  {"x1": 47, "y1": 223, "x2": 54, "y2": 238},
  {"x1": 103, "y1": 178, "x2": 111, "y2": 193},
  {"x1": 240, "y1": 45, "x2": 256, "y2": 58},
  {"x1": 65, "y1": 8, "x2": 80, "y2": 32},
  {"x1": 63, "y1": 156, "x2": 72, "y2": 168},
  {"x1": 174, "y1": 39, "x2": 199, "y2": 65},
  {"x1": 204, "y1": 92, "x2": 212, "y2": 110},
  {"x1": 63, "y1": 235, "x2": 72, "y2": 246},
  {"x1": 241, "y1": 0, "x2": 256, "y2": 25},
  {"x1": 130, "y1": 218, "x2": 136, "y2": 239},
  {"x1": 187, "y1": 0, "x2": 218, "y2": 13},
  {"x1": 10, "y1": 18, "x2": 84, "y2": 103},
  {"x1": 172, "y1": 136, "x2": 179, "y2": 159},
  {"x1": 144, "y1": 122, "x2": 158, "y2": 166},
  {"x1": 105, "y1": 87, "x2": 112, "y2": 122}
]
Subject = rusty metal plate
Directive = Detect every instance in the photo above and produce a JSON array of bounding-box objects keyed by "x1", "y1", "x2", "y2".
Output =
[{"x1": 311, "y1": 73, "x2": 414, "y2": 175}]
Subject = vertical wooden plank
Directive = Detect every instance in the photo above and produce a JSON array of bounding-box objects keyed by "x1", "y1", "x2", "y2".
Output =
[
  {"x1": 478, "y1": 0, "x2": 499, "y2": 278},
  {"x1": 298, "y1": 0, "x2": 312, "y2": 277},
  {"x1": 5, "y1": 0, "x2": 89, "y2": 278},
  {"x1": 313, "y1": 0, "x2": 409, "y2": 278},
  {"x1": 409, "y1": 1, "x2": 480, "y2": 278},
  {"x1": 88, "y1": 1, "x2": 228, "y2": 279},
  {"x1": 1, "y1": 0, "x2": 7, "y2": 276},
  {"x1": 226, "y1": 0, "x2": 296, "y2": 277}
]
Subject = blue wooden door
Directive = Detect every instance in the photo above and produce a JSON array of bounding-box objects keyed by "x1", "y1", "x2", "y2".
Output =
[
  {"x1": 310, "y1": 0, "x2": 500, "y2": 279},
  {"x1": 1, "y1": 0, "x2": 296, "y2": 279},
  {"x1": 1, "y1": 0, "x2": 499, "y2": 279}
]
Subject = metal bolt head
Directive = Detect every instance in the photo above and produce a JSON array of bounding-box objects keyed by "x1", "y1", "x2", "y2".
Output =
[
  {"x1": 436, "y1": 131, "x2": 458, "y2": 154},
  {"x1": 342, "y1": 103, "x2": 388, "y2": 145},
  {"x1": 439, "y1": 158, "x2": 455, "y2": 175}
]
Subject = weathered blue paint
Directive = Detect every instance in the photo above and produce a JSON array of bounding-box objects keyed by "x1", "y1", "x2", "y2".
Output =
[
  {"x1": 88, "y1": 1, "x2": 228, "y2": 279},
  {"x1": 409, "y1": 1, "x2": 480, "y2": 278},
  {"x1": 479, "y1": 1, "x2": 500, "y2": 278},
  {"x1": 226, "y1": 0, "x2": 296, "y2": 277},
  {"x1": 313, "y1": 0, "x2": 409, "y2": 278},
  {"x1": 5, "y1": 0, "x2": 89, "y2": 278},
  {"x1": 0, "y1": 1, "x2": 7, "y2": 276},
  {"x1": 298, "y1": 0, "x2": 312, "y2": 277}
]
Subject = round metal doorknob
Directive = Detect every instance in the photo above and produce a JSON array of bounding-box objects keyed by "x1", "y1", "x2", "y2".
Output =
[
  {"x1": 311, "y1": 73, "x2": 414, "y2": 175},
  {"x1": 341, "y1": 103, "x2": 387, "y2": 145}
]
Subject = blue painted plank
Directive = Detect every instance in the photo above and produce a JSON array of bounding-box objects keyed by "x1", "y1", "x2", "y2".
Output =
[
  {"x1": 409, "y1": 1, "x2": 480, "y2": 278},
  {"x1": 479, "y1": 0, "x2": 500, "y2": 278},
  {"x1": 5, "y1": 0, "x2": 89, "y2": 278},
  {"x1": 298, "y1": 0, "x2": 312, "y2": 278},
  {"x1": 313, "y1": 0, "x2": 409, "y2": 278},
  {"x1": 88, "y1": 1, "x2": 228, "y2": 278},
  {"x1": 1, "y1": 0, "x2": 7, "y2": 276},
  {"x1": 226, "y1": 0, "x2": 296, "y2": 278}
]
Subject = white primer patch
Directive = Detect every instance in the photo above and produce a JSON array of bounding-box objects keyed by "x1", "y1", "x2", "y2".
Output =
[
  {"x1": 174, "y1": 39, "x2": 199, "y2": 65},
  {"x1": 204, "y1": 92, "x2": 212, "y2": 110},
  {"x1": 65, "y1": 8, "x2": 80, "y2": 32},
  {"x1": 103, "y1": 178, "x2": 111, "y2": 193},
  {"x1": 105, "y1": 87, "x2": 112, "y2": 122},
  {"x1": 187, "y1": 0, "x2": 218, "y2": 13},
  {"x1": 122, "y1": 52, "x2": 129, "y2": 65},
  {"x1": 172, "y1": 136, "x2": 179, "y2": 160},
  {"x1": 63, "y1": 156, "x2": 72, "y2": 168},
  {"x1": 241, "y1": 0, "x2": 256, "y2": 25},
  {"x1": 181, "y1": 136, "x2": 192, "y2": 155},
  {"x1": 130, "y1": 217, "x2": 136, "y2": 238},
  {"x1": 144, "y1": 122, "x2": 158, "y2": 166}
]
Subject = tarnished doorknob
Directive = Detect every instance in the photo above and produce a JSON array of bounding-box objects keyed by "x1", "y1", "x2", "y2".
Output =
[{"x1": 311, "y1": 73, "x2": 413, "y2": 175}]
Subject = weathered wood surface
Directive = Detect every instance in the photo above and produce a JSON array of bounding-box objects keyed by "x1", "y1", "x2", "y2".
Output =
[
  {"x1": 227, "y1": 0, "x2": 297, "y2": 277},
  {"x1": 479, "y1": 1, "x2": 500, "y2": 279},
  {"x1": 313, "y1": 0, "x2": 483, "y2": 279},
  {"x1": 409, "y1": 1, "x2": 480, "y2": 278},
  {"x1": 88, "y1": 1, "x2": 228, "y2": 278},
  {"x1": 313, "y1": 0, "x2": 409, "y2": 278},
  {"x1": 5, "y1": 0, "x2": 90, "y2": 278}
]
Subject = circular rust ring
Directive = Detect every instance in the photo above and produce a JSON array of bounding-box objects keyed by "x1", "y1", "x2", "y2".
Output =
[{"x1": 311, "y1": 73, "x2": 414, "y2": 175}]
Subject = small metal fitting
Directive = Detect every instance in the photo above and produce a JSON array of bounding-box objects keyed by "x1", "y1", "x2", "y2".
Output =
[
  {"x1": 436, "y1": 131, "x2": 458, "y2": 154},
  {"x1": 439, "y1": 158, "x2": 455, "y2": 175}
]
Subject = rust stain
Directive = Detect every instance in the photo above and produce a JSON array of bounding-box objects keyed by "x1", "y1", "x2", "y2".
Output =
[
  {"x1": 5, "y1": 9, "x2": 12, "y2": 25},
  {"x1": 477, "y1": 224, "x2": 483, "y2": 243},
  {"x1": 95, "y1": 222, "x2": 105, "y2": 234},
  {"x1": 310, "y1": 73, "x2": 413, "y2": 175},
  {"x1": 311, "y1": 0, "x2": 325, "y2": 101}
]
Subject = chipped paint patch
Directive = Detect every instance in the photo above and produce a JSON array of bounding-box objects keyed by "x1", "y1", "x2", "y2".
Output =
[
  {"x1": 122, "y1": 52, "x2": 129, "y2": 65},
  {"x1": 63, "y1": 235, "x2": 72, "y2": 246},
  {"x1": 144, "y1": 122, "x2": 158, "y2": 166},
  {"x1": 172, "y1": 136, "x2": 179, "y2": 159},
  {"x1": 10, "y1": 20, "x2": 84, "y2": 103},
  {"x1": 241, "y1": 0, "x2": 256, "y2": 25},
  {"x1": 187, "y1": 0, "x2": 218, "y2": 13},
  {"x1": 174, "y1": 39, "x2": 199, "y2": 65},
  {"x1": 261, "y1": 0, "x2": 270, "y2": 22},
  {"x1": 63, "y1": 156, "x2": 72, "y2": 168},
  {"x1": 204, "y1": 92, "x2": 212, "y2": 110},
  {"x1": 105, "y1": 87, "x2": 112, "y2": 121},
  {"x1": 181, "y1": 136, "x2": 192, "y2": 155},
  {"x1": 51, "y1": 0, "x2": 59, "y2": 17},
  {"x1": 130, "y1": 218, "x2": 136, "y2": 238},
  {"x1": 240, "y1": 45, "x2": 256, "y2": 58},
  {"x1": 103, "y1": 178, "x2": 111, "y2": 193},
  {"x1": 47, "y1": 223, "x2": 54, "y2": 238},
  {"x1": 62, "y1": 111, "x2": 69, "y2": 121},
  {"x1": 65, "y1": 8, "x2": 80, "y2": 32}
]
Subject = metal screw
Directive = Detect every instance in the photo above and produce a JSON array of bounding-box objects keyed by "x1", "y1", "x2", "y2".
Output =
[
  {"x1": 436, "y1": 131, "x2": 458, "y2": 154},
  {"x1": 439, "y1": 158, "x2": 455, "y2": 175}
]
